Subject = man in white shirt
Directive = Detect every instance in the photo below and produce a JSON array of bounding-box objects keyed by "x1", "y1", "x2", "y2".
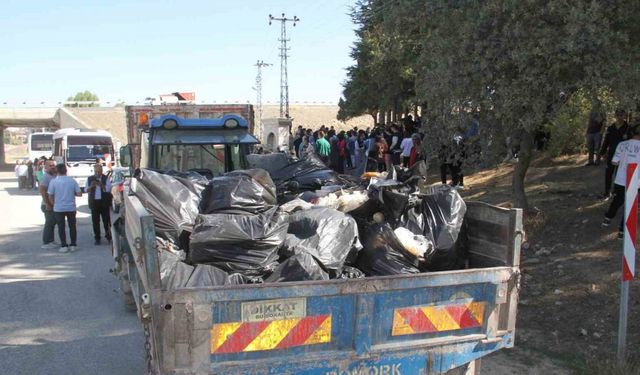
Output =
[
  {"x1": 400, "y1": 134, "x2": 414, "y2": 167},
  {"x1": 17, "y1": 161, "x2": 28, "y2": 189},
  {"x1": 602, "y1": 124, "x2": 640, "y2": 238}
]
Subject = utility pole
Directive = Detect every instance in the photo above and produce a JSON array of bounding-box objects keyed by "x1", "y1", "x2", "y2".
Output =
[
  {"x1": 269, "y1": 13, "x2": 299, "y2": 119},
  {"x1": 254, "y1": 60, "x2": 272, "y2": 140}
]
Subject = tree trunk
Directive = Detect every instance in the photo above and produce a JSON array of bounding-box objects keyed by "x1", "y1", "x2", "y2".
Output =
[{"x1": 512, "y1": 129, "x2": 535, "y2": 211}]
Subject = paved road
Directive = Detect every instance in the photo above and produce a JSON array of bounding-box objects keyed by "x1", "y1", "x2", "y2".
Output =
[{"x1": 0, "y1": 172, "x2": 144, "y2": 375}]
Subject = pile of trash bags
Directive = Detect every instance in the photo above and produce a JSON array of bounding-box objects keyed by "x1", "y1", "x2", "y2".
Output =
[{"x1": 133, "y1": 155, "x2": 468, "y2": 290}]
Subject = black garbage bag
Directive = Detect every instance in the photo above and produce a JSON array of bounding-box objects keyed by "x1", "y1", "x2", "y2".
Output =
[
  {"x1": 163, "y1": 170, "x2": 209, "y2": 197},
  {"x1": 227, "y1": 273, "x2": 264, "y2": 285},
  {"x1": 393, "y1": 160, "x2": 428, "y2": 184},
  {"x1": 135, "y1": 169, "x2": 200, "y2": 241},
  {"x1": 338, "y1": 266, "x2": 366, "y2": 279},
  {"x1": 265, "y1": 253, "x2": 329, "y2": 283},
  {"x1": 185, "y1": 264, "x2": 229, "y2": 287},
  {"x1": 269, "y1": 154, "x2": 342, "y2": 191},
  {"x1": 246, "y1": 153, "x2": 290, "y2": 175},
  {"x1": 159, "y1": 250, "x2": 194, "y2": 290},
  {"x1": 189, "y1": 207, "x2": 288, "y2": 276},
  {"x1": 356, "y1": 224, "x2": 421, "y2": 276},
  {"x1": 281, "y1": 207, "x2": 362, "y2": 272},
  {"x1": 401, "y1": 185, "x2": 466, "y2": 251},
  {"x1": 199, "y1": 169, "x2": 277, "y2": 214},
  {"x1": 400, "y1": 185, "x2": 467, "y2": 271}
]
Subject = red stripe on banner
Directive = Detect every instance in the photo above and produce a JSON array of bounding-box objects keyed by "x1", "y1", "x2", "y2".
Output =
[
  {"x1": 275, "y1": 315, "x2": 328, "y2": 349},
  {"x1": 399, "y1": 308, "x2": 437, "y2": 333},
  {"x1": 446, "y1": 305, "x2": 481, "y2": 329},
  {"x1": 215, "y1": 321, "x2": 270, "y2": 354},
  {"x1": 623, "y1": 259, "x2": 634, "y2": 281},
  {"x1": 626, "y1": 163, "x2": 637, "y2": 187},
  {"x1": 629, "y1": 194, "x2": 638, "y2": 245}
]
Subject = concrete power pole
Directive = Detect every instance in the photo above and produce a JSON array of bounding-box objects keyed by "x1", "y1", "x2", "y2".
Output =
[
  {"x1": 268, "y1": 13, "x2": 299, "y2": 119},
  {"x1": 254, "y1": 60, "x2": 272, "y2": 141}
]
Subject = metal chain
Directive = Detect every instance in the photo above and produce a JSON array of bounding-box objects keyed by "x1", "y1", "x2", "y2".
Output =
[{"x1": 143, "y1": 318, "x2": 153, "y2": 375}]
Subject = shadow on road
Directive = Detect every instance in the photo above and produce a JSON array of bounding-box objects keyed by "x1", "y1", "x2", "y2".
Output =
[
  {"x1": 0, "y1": 220, "x2": 144, "y2": 374},
  {"x1": 0, "y1": 333, "x2": 143, "y2": 375},
  {"x1": 3, "y1": 187, "x2": 40, "y2": 196}
]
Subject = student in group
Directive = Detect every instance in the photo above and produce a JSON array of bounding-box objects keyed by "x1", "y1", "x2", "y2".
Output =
[
  {"x1": 600, "y1": 109, "x2": 630, "y2": 198},
  {"x1": 602, "y1": 123, "x2": 640, "y2": 239},
  {"x1": 48, "y1": 164, "x2": 82, "y2": 253},
  {"x1": 400, "y1": 132, "x2": 414, "y2": 167},
  {"x1": 315, "y1": 131, "x2": 331, "y2": 164}
]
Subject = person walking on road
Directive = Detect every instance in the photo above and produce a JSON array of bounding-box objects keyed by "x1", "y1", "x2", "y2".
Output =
[
  {"x1": 602, "y1": 123, "x2": 640, "y2": 238},
  {"x1": 600, "y1": 109, "x2": 629, "y2": 198},
  {"x1": 48, "y1": 164, "x2": 82, "y2": 253},
  {"x1": 86, "y1": 164, "x2": 112, "y2": 245},
  {"x1": 39, "y1": 159, "x2": 58, "y2": 250}
]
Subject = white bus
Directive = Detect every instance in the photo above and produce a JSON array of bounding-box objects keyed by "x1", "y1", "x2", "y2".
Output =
[
  {"x1": 52, "y1": 128, "x2": 115, "y2": 190},
  {"x1": 27, "y1": 132, "x2": 54, "y2": 160}
]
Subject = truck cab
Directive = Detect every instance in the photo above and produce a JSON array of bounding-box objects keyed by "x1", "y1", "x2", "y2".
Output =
[
  {"x1": 112, "y1": 112, "x2": 259, "y2": 314},
  {"x1": 119, "y1": 113, "x2": 259, "y2": 176}
]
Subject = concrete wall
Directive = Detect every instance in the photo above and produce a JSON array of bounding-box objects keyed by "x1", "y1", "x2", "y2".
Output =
[{"x1": 262, "y1": 105, "x2": 373, "y2": 131}]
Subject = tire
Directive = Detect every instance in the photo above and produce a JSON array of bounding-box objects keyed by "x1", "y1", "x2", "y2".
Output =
[
  {"x1": 118, "y1": 255, "x2": 137, "y2": 312},
  {"x1": 445, "y1": 359, "x2": 481, "y2": 375}
]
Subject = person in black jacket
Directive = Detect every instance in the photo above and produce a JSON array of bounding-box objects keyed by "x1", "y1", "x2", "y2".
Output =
[
  {"x1": 86, "y1": 164, "x2": 112, "y2": 245},
  {"x1": 600, "y1": 109, "x2": 629, "y2": 198}
]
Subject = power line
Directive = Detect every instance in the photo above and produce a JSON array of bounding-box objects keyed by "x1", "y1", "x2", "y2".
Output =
[
  {"x1": 268, "y1": 13, "x2": 300, "y2": 119},
  {"x1": 253, "y1": 60, "x2": 272, "y2": 140}
]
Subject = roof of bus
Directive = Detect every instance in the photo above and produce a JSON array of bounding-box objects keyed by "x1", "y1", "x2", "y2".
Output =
[
  {"x1": 53, "y1": 128, "x2": 113, "y2": 139},
  {"x1": 28, "y1": 132, "x2": 54, "y2": 139}
]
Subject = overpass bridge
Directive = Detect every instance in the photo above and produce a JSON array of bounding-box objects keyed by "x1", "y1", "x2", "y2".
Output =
[{"x1": 0, "y1": 107, "x2": 126, "y2": 165}]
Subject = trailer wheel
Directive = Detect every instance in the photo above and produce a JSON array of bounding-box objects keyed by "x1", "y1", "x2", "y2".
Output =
[{"x1": 445, "y1": 359, "x2": 481, "y2": 375}]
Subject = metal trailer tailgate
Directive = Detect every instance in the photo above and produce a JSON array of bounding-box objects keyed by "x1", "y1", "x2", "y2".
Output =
[
  {"x1": 123, "y1": 191, "x2": 522, "y2": 374},
  {"x1": 157, "y1": 265, "x2": 517, "y2": 375}
]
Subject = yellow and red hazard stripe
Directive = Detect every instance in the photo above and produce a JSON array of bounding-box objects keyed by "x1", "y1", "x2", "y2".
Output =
[
  {"x1": 392, "y1": 302, "x2": 485, "y2": 336},
  {"x1": 211, "y1": 315, "x2": 332, "y2": 354}
]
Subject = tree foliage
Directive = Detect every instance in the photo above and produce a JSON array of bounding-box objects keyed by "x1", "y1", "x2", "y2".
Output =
[
  {"x1": 65, "y1": 91, "x2": 100, "y2": 107},
  {"x1": 340, "y1": 0, "x2": 640, "y2": 210}
]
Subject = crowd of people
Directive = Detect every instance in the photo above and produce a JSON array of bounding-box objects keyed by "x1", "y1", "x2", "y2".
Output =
[
  {"x1": 595, "y1": 109, "x2": 640, "y2": 239},
  {"x1": 290, "y1": 117, "x2": 426, "y2": 177},
  {"x1": 288, "y1": 114, "x2": 482, "y2": 191},
  {"x1": 13, "y1": 158, "x2": 42, "y2": 190}
]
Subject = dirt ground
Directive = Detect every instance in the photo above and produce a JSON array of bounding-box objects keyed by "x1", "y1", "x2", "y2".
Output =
[{"x1": 445, "y1": 153, "x2": 640, "y2": 374}]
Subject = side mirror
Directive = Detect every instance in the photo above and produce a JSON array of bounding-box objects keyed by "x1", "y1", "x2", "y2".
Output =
[{"x1": 119, "y1": 145, "x2": 132, "y2": 167}]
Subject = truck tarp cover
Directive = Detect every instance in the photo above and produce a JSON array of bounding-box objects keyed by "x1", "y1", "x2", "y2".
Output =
[
  {"x1": 189, "y1": 207, "x2": 288, "y2": 276},
  {"x1": 281, "y1": 207, "x2": 362, "y2": 272},
  {"x1": 199, "y1": 169, "x2": 276, "y2": 214},
  {"x1": 135, "y1": 169, "x2": 200, "y2": 241}
]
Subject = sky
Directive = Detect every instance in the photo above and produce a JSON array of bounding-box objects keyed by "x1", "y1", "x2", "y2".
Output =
[{"x1": 0, "y1": 0, "x2": 357, "y2": 107}]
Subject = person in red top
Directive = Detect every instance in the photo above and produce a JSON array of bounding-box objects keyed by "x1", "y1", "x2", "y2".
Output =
[
  {"x1": 336, "y1": 132, "x2": 347, "y2": 174},
  {"x1": 408, "y1": 133, "x2": 423, "y2": 168}
]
